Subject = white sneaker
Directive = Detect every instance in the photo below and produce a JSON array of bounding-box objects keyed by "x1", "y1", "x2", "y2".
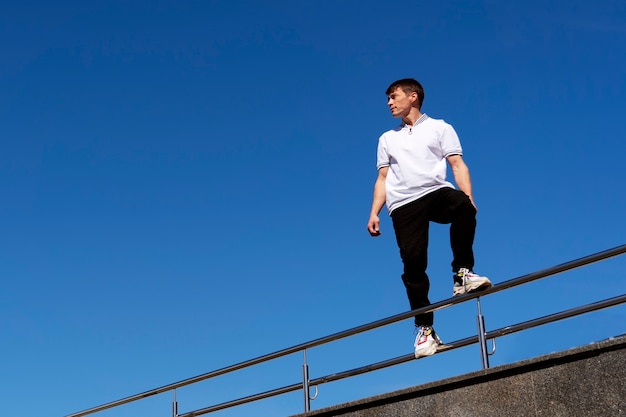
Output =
[
  {"x1": 414, "y1": 326, "x2": 443, "y2": 358},
  {"x1": 453, "y1": 268, "x2": 492, "y2": 296}
]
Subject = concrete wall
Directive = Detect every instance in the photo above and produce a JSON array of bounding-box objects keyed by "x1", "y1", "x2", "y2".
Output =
[{"x1": 292, "y1": 335, "x2": 626, "y2": 417}]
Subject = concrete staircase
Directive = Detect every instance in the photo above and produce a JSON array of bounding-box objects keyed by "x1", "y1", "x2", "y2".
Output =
[{"x1": 292, "y1": 334, "x2": 626, "y2": 417}]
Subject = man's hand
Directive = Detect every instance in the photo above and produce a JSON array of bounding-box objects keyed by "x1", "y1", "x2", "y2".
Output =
[{"x1": 367, "y1": 215, "x2": 381, "y2": 236}]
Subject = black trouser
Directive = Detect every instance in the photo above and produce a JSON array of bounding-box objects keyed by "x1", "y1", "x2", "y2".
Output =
[{"x1": 391, "y1": 187, "x2": 477, "y2": 326}]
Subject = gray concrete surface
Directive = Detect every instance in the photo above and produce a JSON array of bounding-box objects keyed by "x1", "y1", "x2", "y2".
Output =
[{"x1": 292, "y1": 335, "x2": 626, "y2": 417}]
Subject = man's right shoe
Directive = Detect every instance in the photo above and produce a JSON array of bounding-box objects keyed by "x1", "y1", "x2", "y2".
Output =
[
  {"x1": 414, "y1": 325, "x2": 443, "y2": 358},
  {"x1": 453, "y1": 268, "x2": 492, "y2": 296}
]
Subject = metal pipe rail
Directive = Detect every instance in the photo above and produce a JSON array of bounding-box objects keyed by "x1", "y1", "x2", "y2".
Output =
[
  {"x1": 66, "y1": 243, "x2": 626, "y2": 417},
  {"x1": 309, "y1": 292, "x2": 626, "y2": 386},
  {"x1": 177, "y1": 292, "x2": 626, "y2": 417}
]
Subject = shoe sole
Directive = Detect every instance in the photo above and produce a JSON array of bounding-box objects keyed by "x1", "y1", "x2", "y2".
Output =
[
  {"x1": 414, "y1": 342, "x2": 438, "y2": 358},
  {"x1": 452, "y1": 280, "x2": 493, "y2": 297}
]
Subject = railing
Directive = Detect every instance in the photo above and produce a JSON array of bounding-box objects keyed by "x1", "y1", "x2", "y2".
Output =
[{"x1": 67, "y1": 244, "x2": 626, "y2": 417}]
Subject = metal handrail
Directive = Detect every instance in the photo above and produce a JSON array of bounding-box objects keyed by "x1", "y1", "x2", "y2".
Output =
[
  {"x1": 66, "y1": 243, "x2": 626, "y2": 417},
  {"x1": 177, "y1": 292, "x2": 626, "y2": 417},
  {"x1": 309, "y1": 292, "x2": 626, "y2": 386}
]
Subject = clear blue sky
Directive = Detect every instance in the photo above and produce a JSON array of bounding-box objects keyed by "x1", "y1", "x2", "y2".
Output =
[{"x1": 2, "y1": 1, "x2": 625, "y2": 416}]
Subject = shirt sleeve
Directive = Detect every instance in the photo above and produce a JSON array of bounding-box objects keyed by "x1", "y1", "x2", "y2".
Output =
[
  {"x1": 440, "y1": 123, "x2": 463, "y2": 157},
  {"x1": 376, "y1": 135, "x2": 390, "y2": 170}
]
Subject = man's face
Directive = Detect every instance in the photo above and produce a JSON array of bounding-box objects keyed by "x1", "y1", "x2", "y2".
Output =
[{"x1": 387, "y1": 87, "x2": 417, "y2": 118}]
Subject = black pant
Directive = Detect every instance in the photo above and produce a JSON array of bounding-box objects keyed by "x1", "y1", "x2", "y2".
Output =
[{"x1": 391, "y1": 187, "x2": 477, "y2": 326}]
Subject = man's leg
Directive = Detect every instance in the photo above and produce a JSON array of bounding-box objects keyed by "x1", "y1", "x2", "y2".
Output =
[
  {"x1": 429, "y1": 188, "x2": 476, "y2": 272},
  {"x1": 391, "y1": 198, "x2": 433, "y2": 326},
  {"x1": 430, "y1": 187, "x2": 491, "y2": 295}
]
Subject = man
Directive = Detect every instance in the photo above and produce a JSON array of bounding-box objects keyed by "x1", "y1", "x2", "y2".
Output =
[{"x1": 367, "y1": 78, "x2": 492, "y2": 358}]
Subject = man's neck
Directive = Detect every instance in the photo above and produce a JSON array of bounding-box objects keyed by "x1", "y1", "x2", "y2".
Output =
[{"x1": 401, "y1": 109, "x2": 423, "y2": 126}]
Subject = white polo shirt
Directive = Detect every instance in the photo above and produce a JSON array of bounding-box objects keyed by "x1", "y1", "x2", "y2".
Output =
[{"x1": 376, "y1": 114, "x2": 463, "y2": 213}]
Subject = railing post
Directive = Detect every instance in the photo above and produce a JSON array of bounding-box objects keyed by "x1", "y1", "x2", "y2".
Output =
[
  {"x1": 302, "y1": 349, "x2": 311, "y2": 412},
  {"x1": 172, "y1": 389, "x2": 178, "y2": 417},
  {"x1": 476, "y1": 297, "x2": 490, "y2": 369}
]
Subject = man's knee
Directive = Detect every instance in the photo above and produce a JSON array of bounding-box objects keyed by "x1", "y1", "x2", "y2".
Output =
[
  {"x1": 452, "y1": 192, "x2": 476, "y2": 218},
  {"x1": 402, "y1": 274, "x2": 429, "y2": 292}
]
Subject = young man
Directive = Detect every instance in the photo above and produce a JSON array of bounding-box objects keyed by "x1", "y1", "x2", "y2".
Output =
[{"x1": 367, "y1": 78, "x2": 492, "y2": 358}]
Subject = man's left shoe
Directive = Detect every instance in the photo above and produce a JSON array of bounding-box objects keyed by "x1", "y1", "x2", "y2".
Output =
[
  {"x1": 453, "y1": 268, "x2": 492, "y2": 296},
  {"x1": 414, "y1": 325, "x2": 443, "y2": 358}
]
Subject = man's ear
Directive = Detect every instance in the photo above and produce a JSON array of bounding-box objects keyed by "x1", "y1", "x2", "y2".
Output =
[{"x1": 410, "y1": 91, "x2": 419, "y2": 105}]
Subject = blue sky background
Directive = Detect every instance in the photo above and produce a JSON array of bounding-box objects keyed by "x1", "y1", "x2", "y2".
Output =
[{"x1": 2, "y1": 1, "x2": 625, "y2": 416}]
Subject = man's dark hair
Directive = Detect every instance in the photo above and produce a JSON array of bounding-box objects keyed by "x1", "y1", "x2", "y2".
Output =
[{"x1": 386, "y1": 78, "x2": 425, "y2": 109}]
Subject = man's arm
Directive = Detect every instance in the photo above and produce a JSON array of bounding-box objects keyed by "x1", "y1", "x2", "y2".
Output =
[
  {"x1": 367, "y1": 166, "x2": 388, "y2": 236},
  {"x1": 447, "y1": 154, "x2": 477, "y2": 210}
]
